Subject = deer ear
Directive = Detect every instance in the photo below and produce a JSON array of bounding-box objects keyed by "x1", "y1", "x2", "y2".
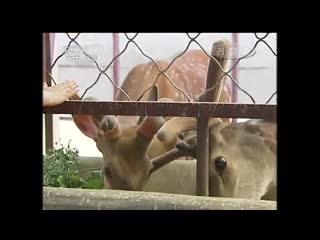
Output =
[
  {"x1": 137, "y1": 85, "x2": 159, "y2": 125},
  {"x1": 72, "y1": 114, "x2": 100, "y2": 140},
  {"x1": 264, "y1": 138, "x2": 277, "y2": 155},
  {"x1": 147, "y1": 85, "x2": 159, "y2": 101},
  {"x1": 244, "y1": 120, "x2": 277, "y2": 139},
  {"x1": 71, "y1": 95, "x2": 102, "y2": 140},
  {"x1": 245, "y1": 120, "x2": 277, "y2": 154}
]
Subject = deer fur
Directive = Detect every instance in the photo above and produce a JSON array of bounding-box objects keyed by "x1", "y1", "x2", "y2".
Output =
[
  {"x1": 155, "y1": 117, "x2": 277, "y2": 200},
  {"x1": 72, "y1": 49, "x2": 232, "y2": 191}
]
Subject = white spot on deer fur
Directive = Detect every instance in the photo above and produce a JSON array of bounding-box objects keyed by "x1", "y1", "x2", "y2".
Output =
[
  {"x1": 144, "y1": 71, "x2": 150, "y2": 81},
  {"x1": 199, "y1": 64, "x2": 206, "y2": 70},
  {"x1": 146, "y1": 64, "x2": 153, "y2": 76}
]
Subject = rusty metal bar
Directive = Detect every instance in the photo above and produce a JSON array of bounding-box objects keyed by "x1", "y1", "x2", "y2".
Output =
[
  {"x1": 43, "y1": 32, "x2": 54, "y2": 152},
  {"x1": 42, "y1": 34, "x2": 48, "y2": 85},
  {"x1": 196, "y1": 40, "x2": 231, "y2": 196},
  {"x1": 231, "y1": 33, "x2": 239, "y2": 123},
  {"x1": 196, "y1": 116, "x2": 209, "y2": 196},
  {"x1": 112, "y1": 33, "x2": 120, "y2": 99},
  {"x1": 43, "y1": 101, "x2": 276, "y2": 120}
]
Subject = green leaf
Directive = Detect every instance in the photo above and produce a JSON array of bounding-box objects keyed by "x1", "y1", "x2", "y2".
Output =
[
  {"x1": 81, "y1": 179, "x2": 104, "y2": 189},
  {"x1": 43, "y1": 140, "x2": 106, "y2": 189},
  {"x1": 43, "y1": 140, "x2": 80, "y2": 188},
  {"x1": 66, "y1": 175, "x2": 83, "y2": 188},
  {"x1": 57, "y1": 175, "x2": 66, "y2": 187}
]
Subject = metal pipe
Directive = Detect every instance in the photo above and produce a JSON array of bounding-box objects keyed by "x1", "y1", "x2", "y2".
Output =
[
  {"x1": 112, "y1": 33, "x2": 120, "y2": 99},
  {"x1": 43, "y1": 33, "x2": 54, "y2": 152},
  {"x1": 196, "y1": 40, "x2": 231, "y2": 196},
  {"x1": 43, "y1": 101, "x2": 277, "y2": 121},
  {"x1": 196, "y1": 116, "x2": 209, "y2": 196},
  {"x1": 231, "y1": 33, "x2": 239, "y2": 123}
]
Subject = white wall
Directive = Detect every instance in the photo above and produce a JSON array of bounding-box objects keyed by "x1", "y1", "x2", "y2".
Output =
[{"x1": 43, "y1": 32, "x2": 277, "y2": 157}]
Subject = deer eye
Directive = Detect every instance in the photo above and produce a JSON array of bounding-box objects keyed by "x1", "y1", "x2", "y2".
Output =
[
  {"x1": 104, "y1": 167, "x2": 112, "y2": 178},
  {"x1": 178, "y1": 133, "x2": 184, "y2": 140},
  {"x1": 215, "y1": 156, "x2": 227, "y2": 170}
]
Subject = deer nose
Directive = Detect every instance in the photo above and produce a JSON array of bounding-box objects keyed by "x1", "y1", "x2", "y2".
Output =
[{"x1": 118, "y1": 177, "x2": 140, "y2": 191}]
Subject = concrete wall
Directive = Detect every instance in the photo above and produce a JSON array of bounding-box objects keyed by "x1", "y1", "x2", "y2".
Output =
[{"x1": 43, "y1": 187, "x2": 276, "y2": 210}]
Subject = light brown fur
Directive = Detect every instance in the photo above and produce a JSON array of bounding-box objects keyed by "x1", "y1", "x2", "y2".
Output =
[
  {"x1": 156, "y1": 118, "x2": 277, "y2": 200},
  {"x1": 72, "y1": 49, "x2": 232, "y2": 191}
]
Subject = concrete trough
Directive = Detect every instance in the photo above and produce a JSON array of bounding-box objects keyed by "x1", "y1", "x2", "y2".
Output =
[
  {"x1": 43, "y1": 187, "x2": 276, "y2": 210},
  {"x1": 77, "y1": 157, "x2": 198, "y2": 195},
  {"x1": 44, "y1": 157, "x2": 276, "y2": 210}
]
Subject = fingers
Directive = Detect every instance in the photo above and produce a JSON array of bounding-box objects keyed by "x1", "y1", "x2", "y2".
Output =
[
  {"x1": 60, "y1": 80, "x2": 79, "y2": 91},
  {"x1": 63, "y1": 80, "x2": 76, "y2": 84},
  {"x1": 47, "y1": 80, "x2": 80, "y2": 100},
  {"x1": 51, "y1": 80, "x2": 78, "y2": 90},
  {"x1": 64, "y1": 88, "x2": 79, "y2": 99},
  {"x1": 66, "y1": 81, "x2": 78, "y2": 89}
]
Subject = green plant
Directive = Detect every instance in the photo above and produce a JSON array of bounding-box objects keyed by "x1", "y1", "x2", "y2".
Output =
[
  {"x1": 81, "y1": 170, "x2": 105, "y2": 189},
  {"x1": 43, "y1": 140, "x2": 104, "y2": 189}
]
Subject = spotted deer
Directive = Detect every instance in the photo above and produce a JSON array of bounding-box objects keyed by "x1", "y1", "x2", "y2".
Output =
[{"x1": 71, "y1": 48, "x2": 232, "y2": 191}]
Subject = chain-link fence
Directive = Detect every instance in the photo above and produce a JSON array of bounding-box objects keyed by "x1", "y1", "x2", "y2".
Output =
[
  {"x1": 43, "y1": 32, "x2": 277, "y2": 197},
  {"x1": 48, "y1": 33, "x2": 277, "y2": 103}
]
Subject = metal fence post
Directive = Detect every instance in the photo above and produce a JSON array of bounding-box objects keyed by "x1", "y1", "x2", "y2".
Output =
[
  {"x1": 113, "y1": 33, "x2": 120, "y2": 99},
  {"x1": 231, "y1": 33, "x2": 239, "y2": 123},
  {"x1": 196, "y1": 116, "x2": 209, "y2": 196},
  {"x1": 197, "y1": 40, "x2": 231, "y2": 196},
  {"x1": 43, "y1": 33, "x2": 54, "y2": 153}
]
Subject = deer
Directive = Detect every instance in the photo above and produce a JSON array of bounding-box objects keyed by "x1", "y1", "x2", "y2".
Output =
[
  {"x1": 154, "y1": 116, "x2": 277, "y2": 200},
  {"x1": 150, "y1": 40, "x2": 277, "y2": 200},
  {"x1": 71, "y1": 45, "x2": 233, "y2": 192}
]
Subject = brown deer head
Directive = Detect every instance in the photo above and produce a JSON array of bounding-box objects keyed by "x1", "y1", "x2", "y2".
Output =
[
  {"x1": 72, "y1": 86, "x2": 169, "y2": 191},
  {"x1": 157, "y1": 118, "x2": 277, "y2": 200}
]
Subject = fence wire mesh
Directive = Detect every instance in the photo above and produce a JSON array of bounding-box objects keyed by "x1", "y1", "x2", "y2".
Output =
[{"x1": 47, "y1": 32, "x2": 277, "y2": 106}]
